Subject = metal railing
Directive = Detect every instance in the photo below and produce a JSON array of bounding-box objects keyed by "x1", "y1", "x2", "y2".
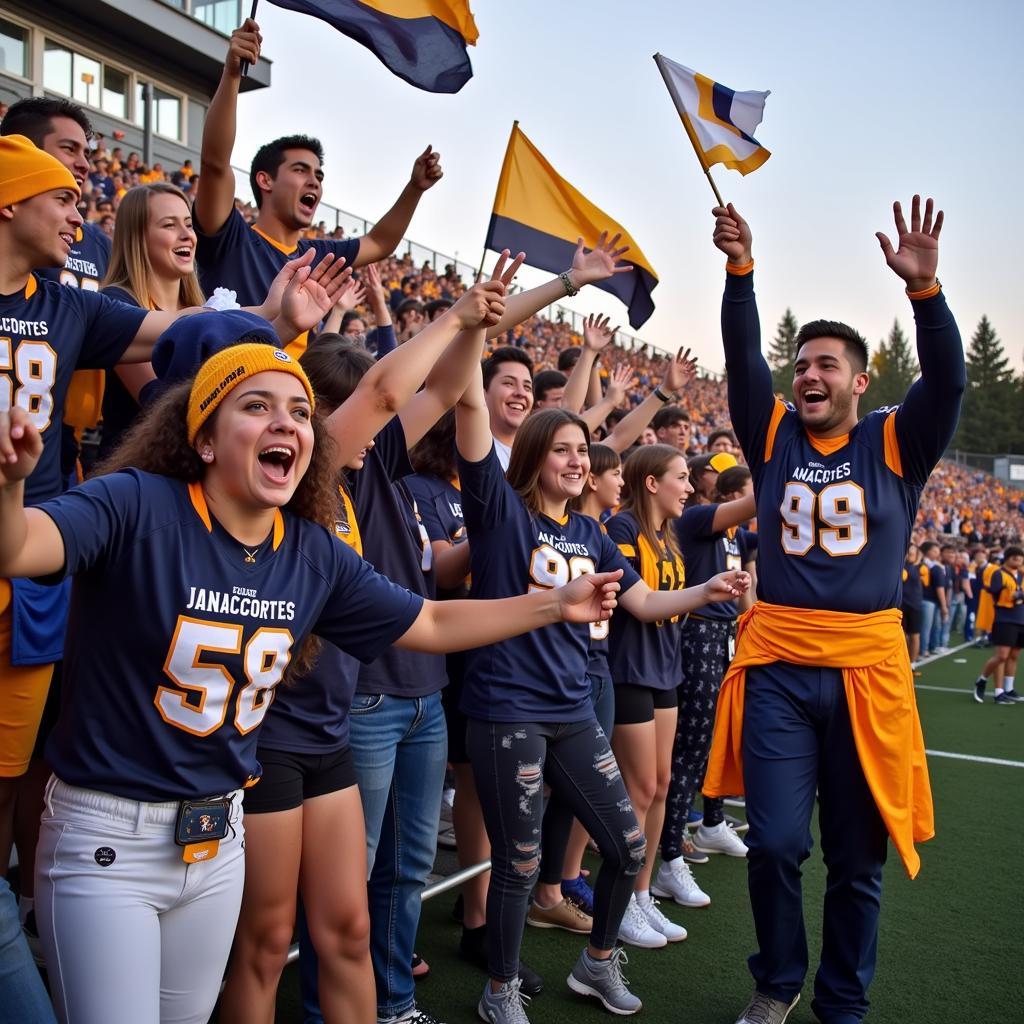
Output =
[{"x1": 284, "y1": 858, "x2": 491, "y2": 966}]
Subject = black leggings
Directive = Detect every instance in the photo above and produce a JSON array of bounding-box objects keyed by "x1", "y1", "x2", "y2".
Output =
[
  {"x1": 467, "y1": 716, "x2": 646, "y2": 982},
  {"x1": 662, "y1": 617, "x2": 732, "y2": 859}
]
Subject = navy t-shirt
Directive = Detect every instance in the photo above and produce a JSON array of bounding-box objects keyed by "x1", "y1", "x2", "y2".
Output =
[
  {"x1": 406, "y1": 472, "x2": 467, "y2": 599},
  {"x1": 902, "y1": 560, "x2": 924, "y2": 610},
  {"x1": 922, "y1": 563, "x2": 946, "y2": 604},
  {"x1": 39, "y1": 471, "x2": 421, "y2": 802},
  {"x1": 36, "y1": 222, "x2": 110, "y2": 291},
  {"x1": 675, "y1": 504, "x2": 754, "y2": 621},
  {"x1": 193, "y1": 207, "x2": 359, "y2": 355},
  {"x1": 354, "y1": 419, "x2": 448, "y2": 698},
  {"x1": 606, "y1": 510, "x2": 684, "y2": 690},
  {"x1": 0, "y1": 276, "x2": 146, "y2": 504},
  {"x1": 457, "y1": 447, "x2": 639, "y2": 722}
]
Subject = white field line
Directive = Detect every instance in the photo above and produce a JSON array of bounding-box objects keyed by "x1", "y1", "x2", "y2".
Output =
[{"x1": 925, "y1": 749, "x2": 1024, "y2": 769}]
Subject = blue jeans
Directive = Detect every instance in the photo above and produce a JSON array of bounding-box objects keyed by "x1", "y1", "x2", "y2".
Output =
[
  {"x1": 946, "y1": 593, "x2": 966, "y2": 645},
  {"x1": 299, "y1": 691, "x2": 448, "y2": 1022},
  {"x1": 920, "y1": 600, "x2": 937, "y2": 654},
  {"x1": 0, "y1": 877, "x2": 56, "y2": 1024},
  {"x1": 743, "y1": 662, "x2": 888, "y2": 1023}
]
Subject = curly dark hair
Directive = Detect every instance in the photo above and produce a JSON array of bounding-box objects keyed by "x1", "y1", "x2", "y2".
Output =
[{"x1": 94, "y1": 378, "x2": 341, "y2": 681}]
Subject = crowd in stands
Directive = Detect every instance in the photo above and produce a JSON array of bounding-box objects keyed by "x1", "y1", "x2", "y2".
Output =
[{"x1": 68, "y1": 140, "x2": 1024, "y2": 551}]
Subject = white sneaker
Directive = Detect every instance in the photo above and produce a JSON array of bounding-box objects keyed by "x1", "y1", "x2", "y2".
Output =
[
  {"x1": 617, "y1": 893, "x2": 667, "y2": 948},
  {"x1": 650, "y1": 856, "x2": 711, "y2": 908},
  {"x1": 637, "y1": 895, "x2": 687, "y2": 942},
  {"x1": 693, "y1": 821, "x2": 748, "y2": 857}
]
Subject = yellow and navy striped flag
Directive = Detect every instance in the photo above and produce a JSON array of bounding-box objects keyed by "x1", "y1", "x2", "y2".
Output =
[
  {"x1": 654, "y1": 54, "x2": 770, "y2": 174},
  {"x1": 484, "y1": 124, "x2": 658, "y2": 329},
  {"x1": 266, "y1": 0, "x2": 478, "y2": 93}
]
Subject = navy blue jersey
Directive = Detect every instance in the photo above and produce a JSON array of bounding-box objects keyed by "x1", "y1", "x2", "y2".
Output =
[
  {"x1": 606, "y1": 511, "x2": 685, "y2": 689},
  {"x1": 722, "y1": 270, "x2": 964, "y2": 614},
  {"x1": 259, "y1": 488, "x2": 364, "y2": 754},
  {"x1": 95, "y1": 285, "x2": 146, "y2": 460},
  {"x1": 921, "y1": 563, "x2": 946, "y2": 604},
  {"x1": 457, "y1": 447, "x2": 640, "y2": 722},
  {"x1": 585, "y1": 520, "x2": 614, "y2": 681},
  {"x1": 675, "y1": 504, "x2": 754, "y2": 621},
  {"x1": 989, "y1": 567, "x2": 1024, "y2": 625},
  {"x1": 354, "y1": 419, "x2": 447, "y2": 698},
  {"x1": 35, "y1": 222, "x2": 110, "y2": 291},
  {"x1": 901, "y1": 561, "x2": 924, "y2": 610},
  {"x1": 0, "y1": 276, "x2": 146, "y2": 504},
  {"x1": 406, "y1": 472, "x2": 467, "y2": 598},
  {"x1": 39, "y1": 471, "x2": 421, "y2": 801},
  {"x1": 194, "y1": 207, "x2": 359, "y2": 355}
]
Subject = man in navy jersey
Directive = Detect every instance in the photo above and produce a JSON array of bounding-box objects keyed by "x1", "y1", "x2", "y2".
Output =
[
  {"x1": 706, "y1": 196, "x2": 964, "y2": 1024},
  {"x1": 194, "y1": 18, "x2": 443, "y2": 357}
]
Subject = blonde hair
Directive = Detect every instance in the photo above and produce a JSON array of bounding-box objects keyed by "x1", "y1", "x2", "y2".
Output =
[
  {"x1": 619, "y1": 444, "x2": 685, "y2": 563},
  {"x1": 102, "y1": 184, "x2": 205, "y2": 310}
]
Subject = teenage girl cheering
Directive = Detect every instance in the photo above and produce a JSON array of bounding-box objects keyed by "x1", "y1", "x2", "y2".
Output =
[
  {"x1": 455, "y1": 362, "x2": 749, "y2": 1022},
  {"x1": 0, "y1": 326, "x2": 621, "y2": 1024}
]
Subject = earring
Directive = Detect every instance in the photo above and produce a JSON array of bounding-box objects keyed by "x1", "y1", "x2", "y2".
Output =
[{"x1": 201, "y1": 449, "x2": 214, "y2": 463}]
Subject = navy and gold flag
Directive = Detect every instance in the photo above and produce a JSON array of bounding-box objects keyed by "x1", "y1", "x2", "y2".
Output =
[
  {"x1": 485, "y1": 124, "x2": 658, "y2": 329},
  {"x1": 265, "y1": 0, "x2": 478, "y2": 93}
]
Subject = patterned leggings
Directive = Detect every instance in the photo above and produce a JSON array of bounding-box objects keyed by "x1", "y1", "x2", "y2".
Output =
[{"x1": 661, "y1": 616, "x2": 733, "y2": 860}]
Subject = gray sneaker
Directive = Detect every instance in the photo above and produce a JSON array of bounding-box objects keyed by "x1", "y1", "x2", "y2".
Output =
[
  {"x1": 478, "y1": 977, "x2": 531, "y2": 1024},
  {"x1": 734, "y1": 991, "x2": 800, "y2": 1024},
  {"x1": 567, "y1": 947, "x2": 642, "y2": 1016}
]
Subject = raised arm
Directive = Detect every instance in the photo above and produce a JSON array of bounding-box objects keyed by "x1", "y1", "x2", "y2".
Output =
[
  {"x1": 454, "y1": 355, "x2": 492, "y2": 464},
  {"x1": 195, "y1": 19, "x2": 261, "y2": 236},
  {"x1": 618, "y1": 569, "x2": 751, "y2": 622},
  {"x1": 712, "y1": 204, "x2": 777, "y2": 454},
  {"x1": 399, "y1": 252, "x2": 524, "y2": 448},
  {"x1": 320, "y1": 276, "x2": 366, "y2": 336},
  {"x1": 876, "y1": 196, "x2": 966, "y2": 485},
  {"x1": 562, "y1": 314, "x2": 617, "y2": 413},
  {"x1": 710, "y1": 492, "x2": 757, "y2": 532},
  {"x1": 395, "y1": 569, "x2": 622, "y2": 653},
  {"x1": 362, "y1": 263, "x2": 397, "y2": 357},
  {"x1": 355, "y1": 147, "x2": 443, "y2": 266},
  {"x1": 579, "y1": 364, "x2": 630, "y2": 434},
  {"x1": 485, "y1": 232, "x2": 632, "y2": 340},
  {"x1": 324, "y1": 279, "x2": 505, "y2": 471},
  {"x1": 603, "y1": 347, "x2": 697, "y2": 453},
  {"x1": 0, "y1": 409, "x2": 67, "y2": 579}
]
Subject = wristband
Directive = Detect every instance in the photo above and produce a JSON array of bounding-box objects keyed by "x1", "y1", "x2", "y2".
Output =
[
  {"x1": 559, "y1": 271, "x2": 579, "y2": 297},
  {"x1": 726, "y1": 259, "x2": 754, "y2": 276},
  {"x1": 906, "y1": 279, "x2": 941, "y2": 300},
  {"x1": 653, "y1": 386, "x2": 671, "y2": 404}
]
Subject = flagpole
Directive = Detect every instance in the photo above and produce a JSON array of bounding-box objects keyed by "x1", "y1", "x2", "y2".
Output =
[
  {"x1": 476, "y1": 247, "x2": 488, "y2": 282},
  {"x1": 241, "y1": 0, "x2": 259, "y2": 79},
  {"x1": 652, "y1": 54, "x2": 724, "y2": 207}
]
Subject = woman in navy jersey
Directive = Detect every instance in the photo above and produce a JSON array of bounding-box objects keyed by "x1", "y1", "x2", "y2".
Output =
[
  {"x1": 455, "y1": 359, "x2": 750, "y2": 1021},
  {"x1": 0, "y1": 328, "x2": 621, "y2": 1024},
  {"x1": 656, "y1": 461, "x2": 757, "y2": 913},
  {"x1": 604, "y1": 445, "x2": 693, "y2": 949}
]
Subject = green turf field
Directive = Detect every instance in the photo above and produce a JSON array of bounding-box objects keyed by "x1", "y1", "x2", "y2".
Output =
[{"x1": 269, "y1": 640, "x2": 1022, "y2": 1023}]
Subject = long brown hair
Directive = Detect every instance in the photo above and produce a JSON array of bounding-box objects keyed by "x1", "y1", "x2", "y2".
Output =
[
  {"x1": 94, "y1": 378, "x2": 340, "y2": 681},
  {"x1": 619, "y1": 444, "x2": 685, "y2": 562},
  {"x1": 102, "y1": 184, "x2": 206, "y2": 310},
  {"x1": 300, "y1": 334, "x2": 375, "y2": 410},
  {"x1": 506, "y1": 409, "x2": 590, "y2": 517}
]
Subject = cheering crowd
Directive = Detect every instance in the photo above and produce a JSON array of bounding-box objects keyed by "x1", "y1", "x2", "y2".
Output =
[{"x1": 0, "y1": 15, "x2": 1020, "y2": 1024}]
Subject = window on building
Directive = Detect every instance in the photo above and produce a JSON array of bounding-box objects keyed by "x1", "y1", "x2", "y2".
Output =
[
  {"x1": 102, "y1": 66, "x2": 128, "y2": 120},
  {"x1": 43, "y1": 39, "x2": 72, "y2": 95},
  {"x1": 0, "y1": 17, "x2": 28, "y2": 79},
  {"x1": 134, "y1": 82, "x2": 183, "y2": 141},
  {"x1": 193, "y1": 1, "x2": 242, "y2": 36}
]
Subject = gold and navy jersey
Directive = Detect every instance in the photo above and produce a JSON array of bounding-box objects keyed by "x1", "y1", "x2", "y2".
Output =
[
  {"x1": 920, "y1": 561, "x2": 946, "y2": 604},
  {"x1": 457, "y1": 446, "x2": 640, "y2": 722},
  {"x1": 722, "y1": 269, "x2": 964, "y2": 614},
  {"x1": 989, "y1": 567, "x2": 1024, "y2": 624},
  {"x1": 675, "y1": 505, "x2": 755, "y2": 621},
  {"x1": 194, "y1": 207, "x2": 360, "y2": 356},
  {"x1": 407, "y1": 471, "x2": 467, "y2": 599},
  {"x1": 901, "y1": 560, "x2": 925, "y2": 609},
  {"x1": 0, "y1": 276, "x2": 146, "y2": 504},
  {"x1": 606, "y1": 510, "x2": 686, "y2": 689},
  {"x1": 976, "y1": 562, "x2": 999, "y2": 632},
  {"x1": 38, "y1": 470, "x2": 421, "y2": 802}
]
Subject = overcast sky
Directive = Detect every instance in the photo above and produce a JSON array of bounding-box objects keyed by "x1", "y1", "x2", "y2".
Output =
[{"x1": 234, "y1": 0, "x2": 1023, "y2": 373}]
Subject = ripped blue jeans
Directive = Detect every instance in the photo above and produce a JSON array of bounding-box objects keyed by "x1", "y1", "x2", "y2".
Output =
[{"x1": 466, "y1": 716, "x2": 645, "y2": 982}]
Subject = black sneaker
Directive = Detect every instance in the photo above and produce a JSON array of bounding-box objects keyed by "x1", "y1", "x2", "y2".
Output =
[
  {"x1": 1006, "y1": 690, "x2": 1024, "y2": 702},
  {"x1": 459, "y1": 925, "x2": 543, "y2": 996},
  {"x1": 973, "y1": 680, "x2": 986, "y2": 703},
  {"x1": 994, "y1": 692, "x2": 1016, "y2": 705}
]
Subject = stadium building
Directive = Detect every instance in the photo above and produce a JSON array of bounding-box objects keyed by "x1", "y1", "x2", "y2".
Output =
[{"x1": 0, "y1": 0, "x2": 270, "y2": 165}]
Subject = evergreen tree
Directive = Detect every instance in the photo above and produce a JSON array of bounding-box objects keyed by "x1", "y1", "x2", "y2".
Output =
[
  {"x1": 768, "y1": 308, "x2": 799, "y2": 395},
  {"x1": 868, "y1": 319, "x2": 918, "y2": 411},
  {"x1": 956, "y1": 316, "x2": 1017, "y2": 453}
]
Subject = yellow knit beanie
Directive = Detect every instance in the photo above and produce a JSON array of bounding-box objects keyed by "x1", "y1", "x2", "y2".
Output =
[
  {"x1": 187, "y1": 343, "x2": 315, "y2": 443},
  {"x1": 0, "y1": 135, "x2": 80, "y2": 206}
]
